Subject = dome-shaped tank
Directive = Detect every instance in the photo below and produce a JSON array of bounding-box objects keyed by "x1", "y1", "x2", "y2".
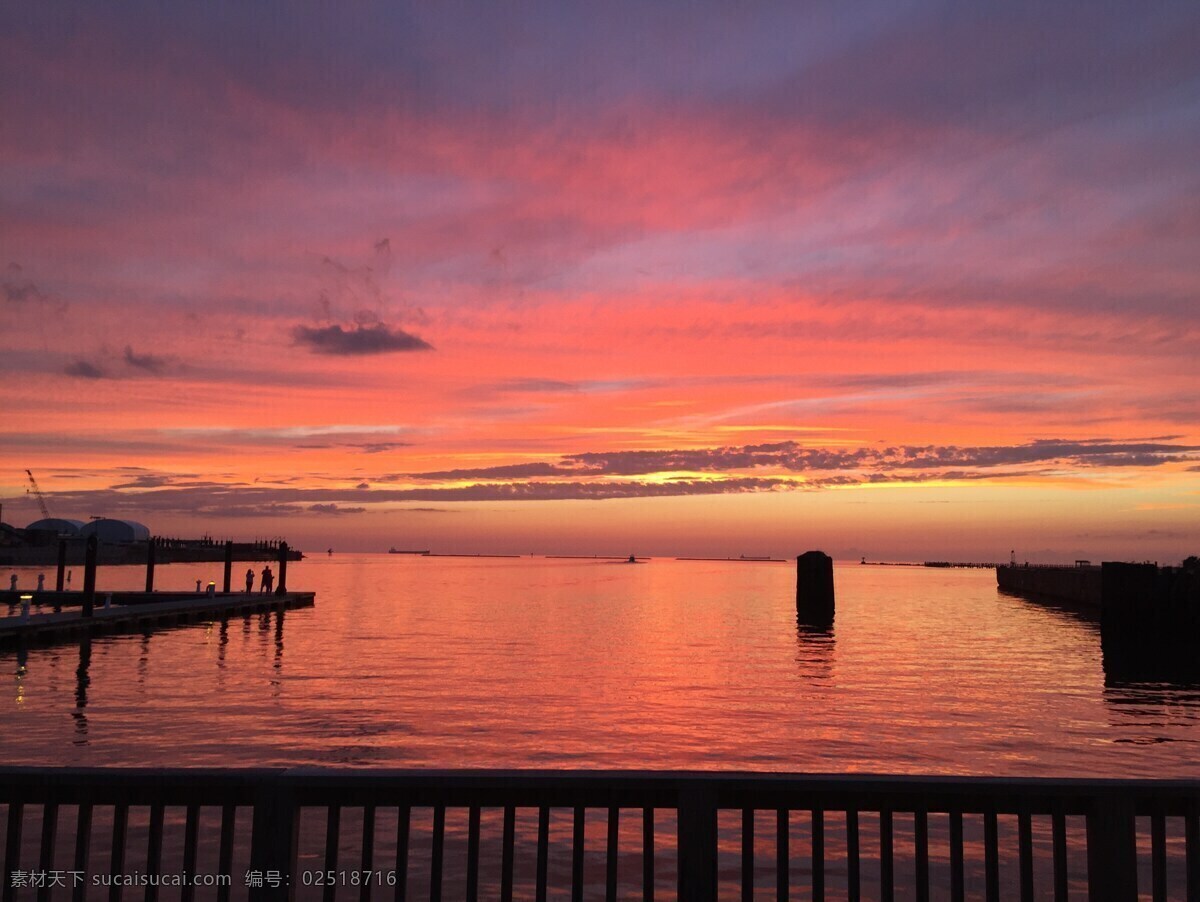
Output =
[
  {"x1": 80, "y1": 518, "x2": 151, "y2": 543},
  {"x1": 24, "y1": 518, "x2": 86, "y2": 536}
]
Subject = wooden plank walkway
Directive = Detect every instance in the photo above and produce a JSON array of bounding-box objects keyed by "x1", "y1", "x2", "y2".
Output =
[{"x1": 0, "y1": 590, "x2": 314, "y2": 648}]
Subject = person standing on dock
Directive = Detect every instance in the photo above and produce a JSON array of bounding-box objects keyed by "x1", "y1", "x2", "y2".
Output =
[
  {"x1": 260, "y1": 565, "x2": 273, "y2": 593},
  {"x1": 245, "y1": 568, "x2": 254, "y2": 594}
]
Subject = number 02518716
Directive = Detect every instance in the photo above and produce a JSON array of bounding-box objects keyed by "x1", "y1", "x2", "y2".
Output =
[{"x1": 301, "y1": 870, "x2": 399, "y2": 887}]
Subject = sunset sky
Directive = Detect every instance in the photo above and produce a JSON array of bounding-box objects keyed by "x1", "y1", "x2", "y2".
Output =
[{"x1": 2, "y1": 2, "x2": 1198, "y2": 561}]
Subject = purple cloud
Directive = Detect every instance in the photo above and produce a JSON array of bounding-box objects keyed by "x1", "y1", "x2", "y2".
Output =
[{"x1": 292, "y1": 323, "x2": 433, "y2": 355}]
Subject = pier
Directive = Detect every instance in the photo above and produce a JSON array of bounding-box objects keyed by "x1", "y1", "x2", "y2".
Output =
[
  {"x1": 996, "y1": 562, "x2": 1102, "y2": 606},
  {"x1": 997, "y1": 560, "x2": 1199, "y2": 624},
  {"x1": 1, "y1": 535, "x2": 315, "y2": 648},
  {"x1": 0, "y1": 590, "x2": 314, "y2": 648}
]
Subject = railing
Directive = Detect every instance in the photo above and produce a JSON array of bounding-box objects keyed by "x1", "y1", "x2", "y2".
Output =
[{"x1": 2, "y1": 768, "x2": 1199, "y2": 900}]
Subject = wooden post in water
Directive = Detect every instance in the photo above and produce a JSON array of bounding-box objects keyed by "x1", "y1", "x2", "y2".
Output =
[
  {"x1": 276, "y1": 541, "x2": 289, "y2": 595},
  {"x1": 56, "y1": 539, "x2": 67, "y2": 591},
  {"x1": 82, "y1": 534, "x2": 98, "y2": 618},
  {"x1": 223, "y1": 540, "x2": 234, "y2": 593},
  {"x1": 797, "y1": 551, "x2": 835, "y2": 622},
  {"x1": 145, "y1": 537, "x2": 156, "y2": 592}
]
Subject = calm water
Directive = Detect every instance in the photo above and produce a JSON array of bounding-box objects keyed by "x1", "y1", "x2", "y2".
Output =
[{"x1": 3, "y1": 555, "x2": 1198, "y2": 776}]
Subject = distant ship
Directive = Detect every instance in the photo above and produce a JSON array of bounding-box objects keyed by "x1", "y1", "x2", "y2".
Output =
[{"x1": 389, "y1": 548, "x2": 430, "y2": 555}]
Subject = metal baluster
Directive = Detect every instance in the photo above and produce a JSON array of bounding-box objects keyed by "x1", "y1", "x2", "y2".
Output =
[
  {"x1": 812, "y1": 808, "x2": 825, "y2": 902},
  {"x1": 429, "y1": 807, "x2": 445, "y2": 902},
  {"x1": 949, "y1": 811, "x2": 964, "y2": 902},
  {"x1": 1151, "y1": 812, "x2": 1166, "y2": 902},
  {"x1": 572, "y1": 807, "x2": 585, "y2": 902},
  {"x1": 361, "y1": 805, "x2": 376, "y2": 902},
  {"x1": 465, "y1": 807, "x2": 480, "y2": 902},
  {"x1": 846, "y1": 809, "x2": 860, "y2": 902},
  {"x1": 501, "y1": 806, "x2": 515, "y2": 902},
  {"x1": 742, "y1": 808, "x2": 754, "y2": 902},
  {"x1": 914, "y1": 808, "x2": 928, "y2": 902},
  {"x1": 536, "y1": 808, "x2": 550, "y2": 902},
  {"x1": 1018, "y1": 811, "x2": 1034, "y2": 902},
  {"x1": 324, "y1": 806, "x2": 341, "y2": 902},
  {"x1": 180, "y1": 805, "x2": 198, "y2": 902},
  {"x1": 144, "y1": 804, "x2": 164, "y2": 902},
  {"x1": 37, "y1": 803, "x2": 58, "y2": 902},
  {"x1": 984, "y1": 812, "x2": 999, "y2": 902},
  {"x1": 394, "y1": 805, "x2": 410, "y2": 902},
  {"x1": 880, "y1": 810, "x2": 894, "y2": 902},
  {"x1": 606, "y1": 807, "x2": 619, "y2": 902},
  {"x1": 776, "y1": 809, "x2": 788, "y2": 902},
  {"x1": 110, "y1": 804, "x2": 129, "y2": 902},
  {"x1": 73, "y1": 803, "x2": 93, "y2": 902},
  {"x1": 642, "y1": 808, "x2": 653, "y2": 902}
]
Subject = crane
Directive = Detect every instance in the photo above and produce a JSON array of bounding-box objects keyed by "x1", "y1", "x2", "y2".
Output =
[{"x1": 25, "y1": 469, "x2": 51, "y2": 520}]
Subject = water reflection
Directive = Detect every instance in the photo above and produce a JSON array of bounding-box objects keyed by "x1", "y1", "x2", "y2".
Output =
[
  {"x1": 795, "y1": 613, "x2": 835, "y2": 683},
  {"x1": 3, "y1": 558, "x2": 1199, "y2": 775},
  {"x1": 1101, "y1": 624, "x2": 1200, "y2": 688},
  {"x1": 4, "y1": 608, "x2": 291, "y2": 746},
  {"x1": 1005, "y1": 589, "x2": 1200, "y2": 736},
  {"x1": 72, "y1": 638, "x2": 90, "y2": 744},
  {"x1": 274, "y1": 610, "x2": 286, "y2": 679},
  {"x1": 217, "y1": 617, "x2": 229, "y2": 668},
  {"x1": 137, "y1": 631, "x2": 151, "y2": 688},
  {"x1": 13, "y1": 645, "x2": 27, "y2": 706}
]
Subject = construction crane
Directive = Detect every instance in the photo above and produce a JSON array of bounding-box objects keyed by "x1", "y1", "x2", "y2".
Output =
[{"x1": 25, "y1": 469, "x2": 51, "y2": 520}]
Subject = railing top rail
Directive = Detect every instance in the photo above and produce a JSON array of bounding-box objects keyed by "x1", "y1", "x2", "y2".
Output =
[{"x1": 1, "y1": 767, "x2": 1198, "y2": 814}]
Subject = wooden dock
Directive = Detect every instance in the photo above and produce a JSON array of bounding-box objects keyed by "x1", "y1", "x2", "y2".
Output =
[{"x1": 0, "y1": 590, "x2": 315, "y2": 648}]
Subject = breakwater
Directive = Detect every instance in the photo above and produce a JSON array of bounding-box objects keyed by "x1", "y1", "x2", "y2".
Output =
[
  {"x1": 997, "y1": 562, "x2": 1200, "y2": 625},
  {"x1": 996, "y1": 564, "x2": 1102, "y2": 606}
]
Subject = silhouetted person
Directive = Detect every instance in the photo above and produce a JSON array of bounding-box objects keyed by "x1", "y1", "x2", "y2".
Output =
[
  {"x1": 9, "y1": 574, "x2": 16, "y2": 590},
  {"x1": 37, "y1": 573, "x2": 45, "y2": 591},
  {"x1": 261, "y1": 566, "x2": 273, "y2": 593},
  {"x1": 245, "y1": 568, "x2": 254, "y2": 594}
]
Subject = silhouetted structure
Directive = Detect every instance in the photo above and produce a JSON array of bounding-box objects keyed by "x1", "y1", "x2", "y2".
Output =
[
  {"x1": 81, "y1": 534, "x2": 97, "y2": 618},
  {"x1": 223, "y1": 539, "x2": 234, "y2": 592},
  {"x1": 144, "y1": 536, "x2": 156, "y2": 591},
  {"x1": 796, "y1": 550, "x2": 835, "y2": 624},
  {"x1": 277, "y1": 541, "x2": 289, "y2": 594}
]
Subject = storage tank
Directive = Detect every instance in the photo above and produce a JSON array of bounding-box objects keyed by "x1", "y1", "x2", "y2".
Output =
[
  {"x1": 80, "y1": 518, "x2": 151, "y2": 543},
  {"x1": 24, "y1": 518, "x2": 86, "y2": 536}
]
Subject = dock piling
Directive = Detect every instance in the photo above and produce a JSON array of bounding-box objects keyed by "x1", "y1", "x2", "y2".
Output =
[
  {"x1": 56, "y1": 539, "x2": 67, "y2": 591},
  {"x1": 223, "y1": 540, "x2": 233, "y2": 593},
  {"x1": 145, "y1": 537, "x2": 156, "y2": 592},
  {"x1": 82, "y1": 535, "x2": 98, "y2": 618},
  {"x1": 276, "y1": 542, "x2": 289, "y2": 595},
  {"x1": 797, "y1": 551, "x2": 835, "y2": 622}
]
